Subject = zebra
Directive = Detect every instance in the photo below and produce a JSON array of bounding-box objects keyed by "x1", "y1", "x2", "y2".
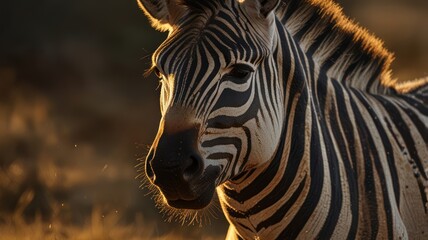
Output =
[{"x1": 137, "y1": 0, "x2": 428, "y2": 239}]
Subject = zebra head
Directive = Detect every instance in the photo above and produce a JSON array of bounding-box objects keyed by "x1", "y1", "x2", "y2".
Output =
[{"x1": 139, "y1": 0, "x2": 283, "y2": 211}]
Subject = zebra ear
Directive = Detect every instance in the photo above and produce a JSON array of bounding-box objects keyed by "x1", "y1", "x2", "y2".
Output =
[
  {"x1": 240, "y1": 0, "x2": 280, "y2": 18},
  {"x1": 137, "y1": 0, "x2": 173, "y2": 32}
]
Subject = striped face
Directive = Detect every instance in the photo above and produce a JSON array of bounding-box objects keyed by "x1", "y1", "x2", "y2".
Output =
[{"x1": 143, "y1": 0, "x2": 283, "y2": 210}]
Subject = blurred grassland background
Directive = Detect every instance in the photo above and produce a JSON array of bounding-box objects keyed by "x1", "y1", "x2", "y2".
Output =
[{"x1": 0, "y1": 0, "x2": 427, "y2": 239}]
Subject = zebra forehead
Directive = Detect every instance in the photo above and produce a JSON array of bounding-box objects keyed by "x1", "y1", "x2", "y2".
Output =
[{"x1": 154, "y1": 20, "x2": 269, "y2": 73}]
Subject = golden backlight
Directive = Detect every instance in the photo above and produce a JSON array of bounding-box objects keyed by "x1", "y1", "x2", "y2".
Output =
[{"x1": 0, "y1": 0, "x2": 426, "y2": 239}]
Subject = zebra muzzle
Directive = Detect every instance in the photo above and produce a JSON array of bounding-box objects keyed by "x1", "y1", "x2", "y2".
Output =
[{"x1": 145, "y1": 126, "x2": 219, "y2": 209}]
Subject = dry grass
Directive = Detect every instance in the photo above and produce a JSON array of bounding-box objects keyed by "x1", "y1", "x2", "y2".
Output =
[
  {"x1": 0, "y1": 209, "x2": 223, "y2": 240},
  {"x1": 1, "y1": 210, "x2": 143, "y2": 240}
]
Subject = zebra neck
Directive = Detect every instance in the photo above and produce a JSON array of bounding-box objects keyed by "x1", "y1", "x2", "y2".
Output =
[
  {"x1": 275, "y1": 0, "x2": 396, "y2": 94},
  {"x1": 217, "y1": 92, "x2": 332, "y2": 238}
]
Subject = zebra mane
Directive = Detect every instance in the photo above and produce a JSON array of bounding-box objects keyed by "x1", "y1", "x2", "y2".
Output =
[{"x1": 277, "y1": 0, "x2": 399, "y2": 94}]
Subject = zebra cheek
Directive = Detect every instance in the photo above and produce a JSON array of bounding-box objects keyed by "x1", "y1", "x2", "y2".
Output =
[{"x1": 248, "y1": 122, "x2": 282, "y2": 169}]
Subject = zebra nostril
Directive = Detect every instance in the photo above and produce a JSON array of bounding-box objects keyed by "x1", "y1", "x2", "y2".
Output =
[{"x1": 183, "y1": 155, "x2": 203, "y2": 181}]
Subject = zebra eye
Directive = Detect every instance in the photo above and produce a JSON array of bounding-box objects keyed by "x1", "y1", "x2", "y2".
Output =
[{"x1": 227, "y1": 64, "x2": 254, "y2": 79}]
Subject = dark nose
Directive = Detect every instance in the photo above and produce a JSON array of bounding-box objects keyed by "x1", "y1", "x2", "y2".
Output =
[{"x1": 145, "y1": 126, "x2": 204, "y2": 200}]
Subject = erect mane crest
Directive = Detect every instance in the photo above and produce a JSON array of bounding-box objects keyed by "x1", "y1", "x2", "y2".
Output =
[{"x1": 276, "y1": 0, "x2": 403, "y2": 94}]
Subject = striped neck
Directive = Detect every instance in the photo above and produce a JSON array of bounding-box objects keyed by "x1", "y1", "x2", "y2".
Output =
[{"x1": 217, "y1": 94, "x2": 328, "y2": 239}]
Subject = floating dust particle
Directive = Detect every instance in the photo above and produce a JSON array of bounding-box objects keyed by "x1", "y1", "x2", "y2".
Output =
[{"x1": 102, "y1": 164, "x2": 108, "y2": 172}]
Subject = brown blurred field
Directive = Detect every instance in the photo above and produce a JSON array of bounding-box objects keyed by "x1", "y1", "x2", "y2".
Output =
[{"x1": 0, "y1": 0, "x2": 426, "y2": 239}]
